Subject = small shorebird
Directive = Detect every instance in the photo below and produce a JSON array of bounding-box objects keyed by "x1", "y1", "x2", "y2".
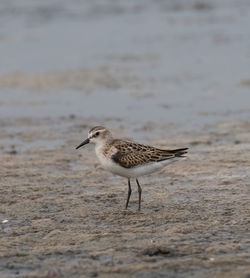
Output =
[{"x1": 76, "y1": 126, "x2": 188, "y2": 210}]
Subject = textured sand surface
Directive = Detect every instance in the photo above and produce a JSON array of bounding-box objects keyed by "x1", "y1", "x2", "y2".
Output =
[
  {"x1": 1, "y1": 117, "x2": 250, "y2": 278},
  {"x1": 1, "y1": 0, "x2": 250, "y2": 277}
]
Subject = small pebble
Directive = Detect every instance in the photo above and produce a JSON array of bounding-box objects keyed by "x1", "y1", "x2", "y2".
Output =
[{"x1": 2, "y1": 220, "x2": 8, "y2": 224}]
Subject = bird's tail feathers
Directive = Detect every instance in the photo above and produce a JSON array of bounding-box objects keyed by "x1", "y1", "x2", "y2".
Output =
[{"x1": 167, "y1": 148, "x2": 188, "y2": 158}]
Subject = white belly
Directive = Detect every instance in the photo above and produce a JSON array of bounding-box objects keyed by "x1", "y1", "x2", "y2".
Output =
[{"x1": 95, "y1": 147, "x2": 176, "y2": 178}]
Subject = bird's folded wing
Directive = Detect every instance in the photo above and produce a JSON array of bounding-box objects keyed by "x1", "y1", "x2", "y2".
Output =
[
  {"x1": 111, "y1": 148, "x2": 175, "y2": 168},
  {"x1": 111, "y1": 140, "x2": 157, "y2": 153},
  {"x1": 111, "y1": 140, "x2": 188, "y2": 168}
]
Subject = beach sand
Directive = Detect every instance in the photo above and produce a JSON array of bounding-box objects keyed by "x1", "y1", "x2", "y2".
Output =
[{"x1": 0, "y1": 1, "x2": 250, "y2": 277}]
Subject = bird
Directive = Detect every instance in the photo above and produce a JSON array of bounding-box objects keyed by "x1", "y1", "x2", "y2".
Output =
[{"x1": 76, "y1": 126, "x2": 188, "y2": 210}]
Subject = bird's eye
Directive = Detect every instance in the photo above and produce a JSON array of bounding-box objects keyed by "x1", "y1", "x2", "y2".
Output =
[{"x1": 95, "y1": 132, "x2": 100, "y2": 137}]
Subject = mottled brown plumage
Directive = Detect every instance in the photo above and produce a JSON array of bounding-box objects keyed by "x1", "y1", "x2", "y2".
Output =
[{"x1": 109, "y1": 140, "x2": 188, "y2": 168}]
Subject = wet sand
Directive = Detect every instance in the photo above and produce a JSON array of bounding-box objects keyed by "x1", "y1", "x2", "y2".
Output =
[
  {"x1": 1, "y1": 117, "x2": 250, "y2": 278},
  {"x1": 1, "y1": 0, "x2": 250, "y2": 277}
]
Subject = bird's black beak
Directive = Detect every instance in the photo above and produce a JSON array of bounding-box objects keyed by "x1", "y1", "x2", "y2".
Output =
[{"x1": 76, "y1": 138, "x2": 90, "y2": 149}]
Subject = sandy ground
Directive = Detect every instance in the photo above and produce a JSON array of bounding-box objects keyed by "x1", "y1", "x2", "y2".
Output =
[
  {"x1": 0, "y1": 117, "x2": 250, "y2": 278},
  {"x1": 1, "y1": 0, "x2": 250, "y2": 277}
]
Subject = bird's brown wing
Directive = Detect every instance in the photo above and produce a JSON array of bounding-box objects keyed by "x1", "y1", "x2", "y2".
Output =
[{"x1": 111, "y1": 140, "x2": 188, "y2": 168}]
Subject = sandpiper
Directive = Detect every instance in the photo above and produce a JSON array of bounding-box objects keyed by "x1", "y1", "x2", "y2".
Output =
[{"x1": 76, "y1": 126, "x2": 188, "y2": 210}]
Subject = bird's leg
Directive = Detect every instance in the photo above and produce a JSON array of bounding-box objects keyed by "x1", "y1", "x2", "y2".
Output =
[
  {"x1": 125, "y1": 178, "x2": 132, "y2": 209},
  {"x1": 136, "y1": 179, "x2": 142, "y2": 211}
]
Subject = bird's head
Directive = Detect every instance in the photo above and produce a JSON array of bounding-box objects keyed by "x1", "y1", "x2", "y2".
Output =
[{"x1": 76, "y1": 126, "x2": 112, "y2": 149}]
